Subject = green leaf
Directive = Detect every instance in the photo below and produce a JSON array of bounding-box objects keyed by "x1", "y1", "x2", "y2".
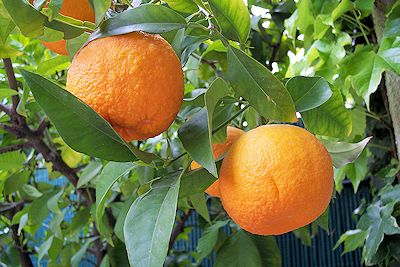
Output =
[
  {"x1": 334, "y1": 229, "x2": 367, "y2": 254},
  {"x1": 77, "y1": 161, "x2": 103, "y2": 188},
  {"x1": 0, "y1": 1, "x2": 15, "y2": 43},
  {"x1": 178, "y1": 78, "x2": 230, "y2": 177},
  {"x1": 3, "y1": 0, "x2": 45, "y2": 38},
  {"x1": 227, "y1": 46, "x2": 297, "y2": 122},
  {"x1": 38, "y1": 236, "x2": 54, "y2": 265},
  {"x1": 341, "y1": 45, "x2": 384, "y2": 108},
  {"x1": 179, "y1": 166, "x2": 218, "y2": 199},
  {"x1": 301, "y1": 87, "x2": 352, "y2": 138},
  {"x1": 320, "y1": 137, "x2": 372, "y2": 168},
  {"x1": 250, "y1": 235, "x2": 282, "y2": 267},
  {"x1": 208, "y1": 0, "x2": 250, "y2": 43},
  {"x1": 19, "y1": 69, "x2": 148, "y2": 162},
  {"x1": 21, "y1": 184, "x2": 43, "y2": 198},
  {"x1": 0, "y1": 44, "x2": 22, "y2": 58},
  {"x1": 315, "y1": 208, "x2": 329, "y2": 232},
  {"x1": 378, "y1": 48, "x2": 400, "y2": 74},
  {"x1": 88, "y1": 4, "x2": 187, "y2": 42},
  {"x1": 196, "y1": 220, "x2": 229, "y2": 261},
  {"x1": 28, "y1": 192, "x2": 55, "y2": 225},
  {"x1": 4, "y1": 171, "x2": 30, "y2": 195},
  {"x1": 286, "y1": 76, "x2": 332, "y2": 112},
  {"x1": 293, "y1": 226, "x2": 312, "y2": 246},
  {"x1": 71, "y1": 237, "x2": 98, "y2": 267},
  {"x1": 37, "y1": 56, "x2": 70, "y2": 75},
  {"x1": 96, "y1": 162, "x2": 136, "y2": 243},
  {"x1": 115, "y1": 196, "x2": 136, "y2": 242},
  {"x1": 189, "y1": 193, "x2": 210, "y2": 223},
  {"x1": 47, "y1": 189, "x2": 63, "y2": 214},
  {"x1": 89, "y1": 0, "x2": 110, "y2": 25},
  {"x1": 164, "y1": 0, "x2": 198, "y2": 14},
  {"x1": 344, "y1": 149, "x2": 369, "y2": 192},
  {"x1": 66, "y1": 32, "x2": 89, "y2": 60},
  {"x1": 124, "y1": 171, "x2": 182, "y2": 267},
  {"x1": 47, "y1": 0, "x2": 63, "y2": 21},
  {"x1": 215, "y1": 230, "x2": 262, "y2": 267},
  {"x1": 0, "y1": 151, "x2": 26, "y2": 172},
  {"x1": 0, "y1": 88, "x2": 18, "y2": 100},
  {"x1": 66, "y1": 208, "x2": 91, "y2": 238}
]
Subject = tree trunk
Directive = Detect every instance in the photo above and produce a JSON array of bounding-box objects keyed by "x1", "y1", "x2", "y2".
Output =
[{"x1": 373, "y1": 0, "x2": 400, "y2": 160}]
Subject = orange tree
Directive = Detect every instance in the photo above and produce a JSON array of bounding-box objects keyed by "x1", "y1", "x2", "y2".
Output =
[{"x1": 0, "y1": 0, "x2": 399, "y2": 266}]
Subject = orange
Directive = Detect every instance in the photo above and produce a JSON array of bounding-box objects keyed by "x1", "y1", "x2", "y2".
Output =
[
  {"x1": 31, "y1": 0, "x2": 96, "y2": 55},
  {"x1": 219, "y1": 124, "x2": 334, "y2": 235},
  {"x1": 191, "y1": 126, "x2": 244, "y2": 197},
  {"x1": 66, "y1": 32, "x2": 184, "y2": 142}
]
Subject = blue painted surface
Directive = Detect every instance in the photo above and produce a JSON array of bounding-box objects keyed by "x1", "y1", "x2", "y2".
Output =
[{"x1": 31, "y1": 169, "x2": 368, "y2": 266}]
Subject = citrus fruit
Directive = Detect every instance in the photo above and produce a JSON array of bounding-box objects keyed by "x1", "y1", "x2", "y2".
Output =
[
  {"x1": 191, "y1": 126, "x2": 244, "y2": 197},
  {"x1": 66, "y1": 32, "x2": 184, "y2": 142},
  {"x1": 31, "y1": 0, "x2": 96, "y2": 55},
  {"x1": 219, "y1": 124, "x2": 334, "y2": 235}
]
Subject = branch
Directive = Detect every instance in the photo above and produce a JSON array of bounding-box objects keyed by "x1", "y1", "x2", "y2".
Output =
[
  {"x1": 0, "y1": 201, "x2": 24, "y2": 214},
  {"x1": 268, "y1": 31, "x2": 284, "y2": 70},
  {"x1": 0, "y1": 103, "x2": 11, "y2": 115},
  {"x1": 168, "y1": 210, "x2": 192, "y2": 250},
  {"x1": 0, "y1": 143, "x2": 30, "y2": 154}
]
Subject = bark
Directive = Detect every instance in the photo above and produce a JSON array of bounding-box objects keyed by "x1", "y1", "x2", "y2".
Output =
[{"x1": 373, "y1": 0, "x2": 400, "y2": 160}]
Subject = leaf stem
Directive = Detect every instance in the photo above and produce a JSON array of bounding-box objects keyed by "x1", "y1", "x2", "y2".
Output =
[{"x1": 212, "y1": 104, "x2": 250, "y2": 134}]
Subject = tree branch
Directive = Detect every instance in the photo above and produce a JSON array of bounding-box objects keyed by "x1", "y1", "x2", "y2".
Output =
[
  {"x1": 0, "y1": 143, "x2": 30, "y2": 154},
  {"x1": 168, "y1": 210, "x2": 192, "y2": 250}
]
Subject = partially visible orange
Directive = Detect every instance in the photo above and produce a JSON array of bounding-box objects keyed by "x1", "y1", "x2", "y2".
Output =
[
  {"x1": 191, "y1": 126, "x2": 244, "y2": 197},
  {"x1": 66, "y1": 32, "x2": 184, "y2": 141},
  {"x1": 219, "y1": 124, "x2": 334, "y2": 235},
  {"x1": 30, "y1": 0, "x2": 96, "y2": 55}
]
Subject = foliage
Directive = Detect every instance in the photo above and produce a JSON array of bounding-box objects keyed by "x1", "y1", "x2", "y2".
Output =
[{"x1": 0, "y1": 0, "x2": 399, "y2": 266}]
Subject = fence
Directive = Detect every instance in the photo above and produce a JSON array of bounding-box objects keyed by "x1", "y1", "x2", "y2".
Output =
[{"x1": 32, "y1": 169, "x2": 369, "y2": 267}]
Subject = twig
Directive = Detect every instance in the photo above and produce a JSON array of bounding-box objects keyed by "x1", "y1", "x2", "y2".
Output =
[
  {"x1": 212, "y1": 104, "x2": 250, "y2": 134},
  {"x1": 168, "y1": 210, "x2": 192, "y2": 250},
  {"x1": 0, "y1": 103, "x2": 11, "y2": 115},
  {"x1": 0, "y1": 143, "x2": 30, "y2": 154},
  {"x1": 0, "y1": 201, "x2": 24, "y2": 214},
  {"x1": 268, "y1": 31, "x2": 284, "y2": 70}
]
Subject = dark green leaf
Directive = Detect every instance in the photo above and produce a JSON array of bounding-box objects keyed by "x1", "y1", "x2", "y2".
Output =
[
  {"x1": 334, "y1": 229, "x2": 367, "y2": 254},
  {"x1": 96, "y1": 162, "x2": 136, "y2": 242},
  {"x1": 71, "y1": 237, "x2": 98, "y2": 267},
  {"x1": 115, "y1": 197, "x2": 136, "y2": 242},
  {"x1": 208, "y1": 0, "x2": 250, "y2": 43},
  {"x1": 215, "y1": 230, "x2": 262, "y2": 267},
  {"x1": 77, "y1": 161, "x2": 103, "y2": 188},
  {"x1": 190, "y1": 193, "x2": 210, "y2": 223},
  {"x1": 250, "y1": 235, "x2": 282, "y2": 267},
  {"x1": 228, "y1": 46, "x2": 297, "y2": 122},
  {"x1": 124, "y1": 171, "x2": 182, "y2": 267},
  {"x1": 3, "y1": 0, "x2": 45, "y2": 38},
  {"x1": 89, "y1": 0, "x2": 110, "y2": 25},
  {"x1": 66, "y1": 32, "x2": 90, "y2": 60},
  {"x1": 179, "y1": 78, "x2": 230, "y2": 177},
  {"x1": 4, "y1": 171, "x2": 30, "y2": 195},
  {"x1": 20, "y1": 69, "x2": 148, "y2": 162},
  {"x1": 286, "y1": 76, "x2": 332, "y2": 112},
  {"x1": 88, "y1": 4, "x2": 187, "y2": 42},
  {"x1": 179, "y1": 165, "x2": 218, "y2": 198},
  {"x1": 196, "y1": 220, "x2": 229, "y2": 261}
]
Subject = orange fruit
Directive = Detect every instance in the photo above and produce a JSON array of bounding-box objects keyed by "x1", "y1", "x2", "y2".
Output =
[
  {"x1": 191, "y1": 126, "x2": 244, "y2": 197},
  {"x1": 31, "y1": 0, "x2": 96, "y2": 55},
  {"x1": 219, "y1": 124, "x2": 333, "y2": 235},
  {"x1": 66, "y1": 32, "x2": 184, "y2": 142}
]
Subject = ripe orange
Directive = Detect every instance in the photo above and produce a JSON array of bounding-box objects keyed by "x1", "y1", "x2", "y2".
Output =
[
  {"x1": 31, "y1": 0, "x2": 96, "y2": 55},
  {"x1": 219, "y1": 124, "x2": 334, "y2": 235},
  {"x1": 66, "y1": 32, "x2": 184, "y2": 142},
  {"x1": 191, "y1": 126, "x2": 244, "y2": 197}
]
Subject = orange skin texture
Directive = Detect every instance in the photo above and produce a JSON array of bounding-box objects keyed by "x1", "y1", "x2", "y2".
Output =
[
  {"x1": 31, "y1": 0, "x2": 96, "y2": 55},
  {"x1": 219, "y1": 124, "x2": 334, "y2": 235},
  {"x1": 191, "y1": 126, "x2": 244, "y2": 197},
  {"x1": 66, "y1": 32, "x2": 184, "y2": 142}
]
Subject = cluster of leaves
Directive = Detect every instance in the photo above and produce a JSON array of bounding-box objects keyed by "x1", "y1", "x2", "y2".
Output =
[{"x1": 0, "y1": 0, "x2": 399, "y2": 266}]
